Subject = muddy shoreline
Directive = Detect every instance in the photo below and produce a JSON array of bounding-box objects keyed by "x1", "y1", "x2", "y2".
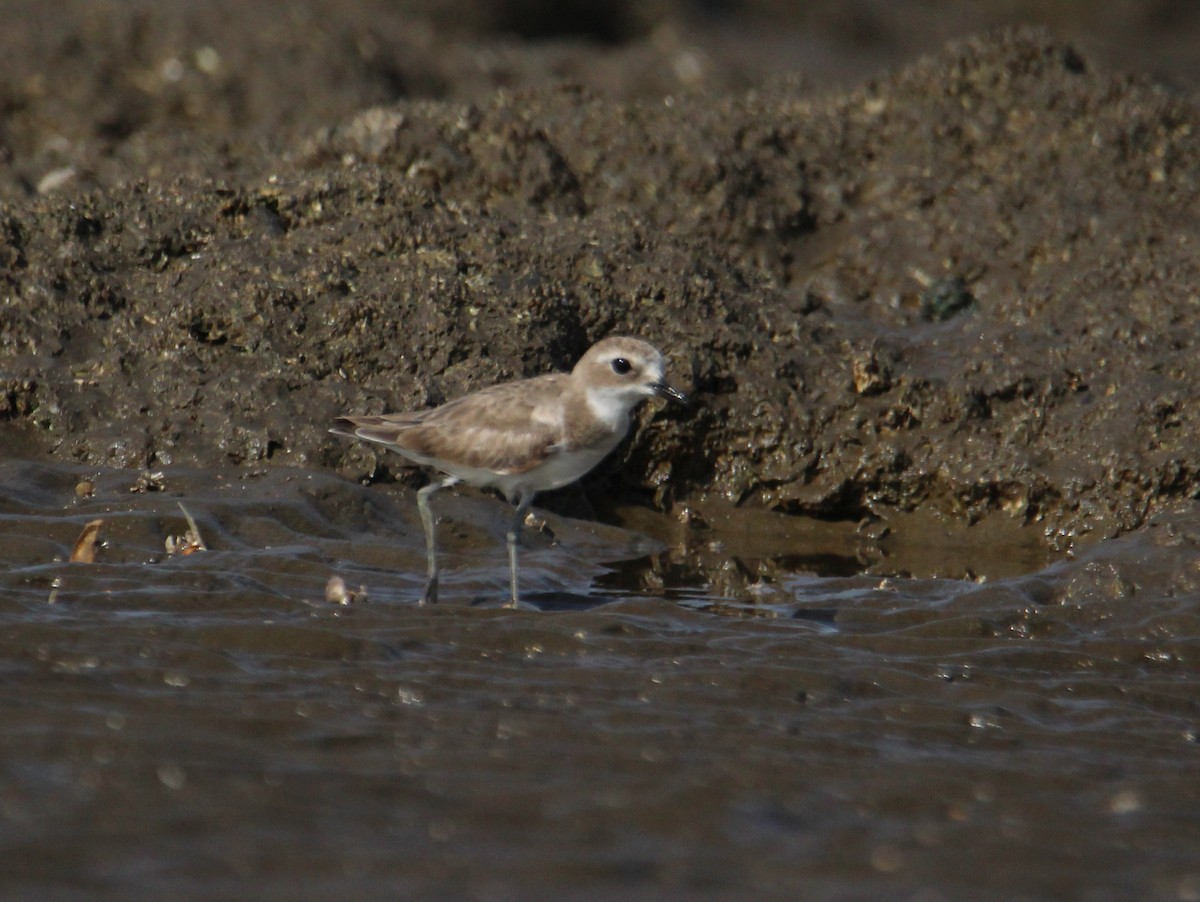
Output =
[
  {"x1": 3, "y1": 455, "x2": 1200, "y2": 901},
  {"x1": 5, "y1": 5, "x2": 1200, "y2": 899},
  {"x1": 3, "y1": 6, "x2": 1200, "y2": 566}
]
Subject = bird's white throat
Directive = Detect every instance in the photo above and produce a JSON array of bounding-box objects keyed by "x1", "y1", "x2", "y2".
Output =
[{"x1": 584, "y1": 384, "x2": 644, "y2": 433}]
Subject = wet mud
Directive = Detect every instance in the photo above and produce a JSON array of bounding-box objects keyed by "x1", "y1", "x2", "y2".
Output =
[
  {"x1": 3, "y1": 1, "x2": 1200, "y2": 899},
  {"x1": 4, "y1": 460, "x2": 1200, "y2": 900}
]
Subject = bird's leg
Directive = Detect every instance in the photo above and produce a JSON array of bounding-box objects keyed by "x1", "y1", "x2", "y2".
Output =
[
  {"x1": 417, "y1": 477, "x2": 458, "y2": 604},
  {"x1": 506, "y1": 492, "x2": 534, "y2": 608}
]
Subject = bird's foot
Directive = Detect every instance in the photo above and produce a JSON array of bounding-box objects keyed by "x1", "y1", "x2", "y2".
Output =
[
  {"x1": 420, "y1": 575, "x2": 439, "y2": 605},
  {"x1": 523, "y1": 511, "x2": 557, "y2": 545}
]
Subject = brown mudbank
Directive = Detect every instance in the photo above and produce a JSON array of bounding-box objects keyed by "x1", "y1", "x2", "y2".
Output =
[
  {"x1": 5, "y1": 7, "x2": 1200, "y2": 901},
  {"x1": 3, "y1": 13, "x2": 1200, "y2": 558}
]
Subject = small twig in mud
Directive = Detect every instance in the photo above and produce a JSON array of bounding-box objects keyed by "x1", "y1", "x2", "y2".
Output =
[
  {"x1": 69, "y1": 519, "x2": 105, "y2": 563},
  {"x1": 177, "y1": 503, "x2": 207, "y2": 550},
  {"x1": 165, "y1": 503, "x2": 207, "y2": 556},
  {"x1": 325, "y1": 575, "x2": 367, "y2": 605}
]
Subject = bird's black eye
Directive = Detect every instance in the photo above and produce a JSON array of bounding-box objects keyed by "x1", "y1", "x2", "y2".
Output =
[{"x1": 611, "y1": 357, "x2": 632, "y2": 375}]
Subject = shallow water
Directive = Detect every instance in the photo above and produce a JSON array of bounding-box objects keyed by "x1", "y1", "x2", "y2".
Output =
[{"x1": 2, "y1": 460, "x2": 1199, "y2": 901}]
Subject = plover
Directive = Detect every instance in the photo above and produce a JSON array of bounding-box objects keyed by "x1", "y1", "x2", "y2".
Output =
[{"x1": 331, "y1": 336, "x2": 688, "y2": 607}]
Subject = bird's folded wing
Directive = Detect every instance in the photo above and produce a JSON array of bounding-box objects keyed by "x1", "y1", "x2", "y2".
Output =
[{"x1": 335, "y1": 376, "x2": 569, "y2": 475}]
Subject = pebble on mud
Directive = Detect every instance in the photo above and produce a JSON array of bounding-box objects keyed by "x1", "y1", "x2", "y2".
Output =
[
  {"x1": 325, "y1": 575, "x2": 368, "y2": 605},
  {"x1": 850, "y1": 346, "x2": 895, "y2": 396},
  {"x1": 130, "y1": 471, "x2": 167, "y2": 493}
]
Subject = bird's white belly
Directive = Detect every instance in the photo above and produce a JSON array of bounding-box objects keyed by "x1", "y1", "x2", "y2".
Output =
[
  {"x1": 396, "y1": 435, "x2": 620, "y2": 501},
  {"x1": 518, "y1": 440, "x2": 620, "y2": 493}
]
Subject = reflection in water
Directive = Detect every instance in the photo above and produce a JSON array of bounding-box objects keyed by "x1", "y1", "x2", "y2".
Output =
[{"x1": 1, "y1": 460, "x2": 1198, "y2": 899}]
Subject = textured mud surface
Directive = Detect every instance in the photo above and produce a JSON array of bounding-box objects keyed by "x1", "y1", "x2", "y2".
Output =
[
  {"x1": 3, "y1": 2, "x2": 1200, "y2": 900},
  {"x1": 2, "y1": 5, "x2": 1200, "y2": 554}
]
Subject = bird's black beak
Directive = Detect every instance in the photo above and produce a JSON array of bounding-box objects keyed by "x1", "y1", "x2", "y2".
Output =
[{"x1": 652, "y1": 381, "x2": 690, "y2": 406}]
